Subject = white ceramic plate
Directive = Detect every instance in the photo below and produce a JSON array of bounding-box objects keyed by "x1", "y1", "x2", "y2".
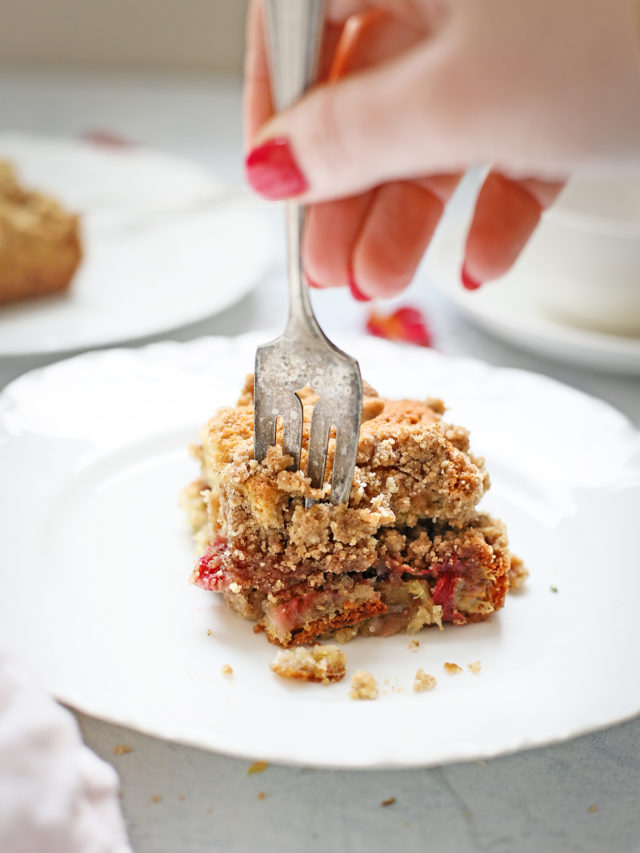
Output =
[
  {"x1": 1, "y1": 334, "x2": 639, "y2": 769},
  {"x1": 428, "y1": 220, "x2": 640, "y2": 375},
  {"x1": 0, "y1": 133, "x2": 273, "y2": 356}
]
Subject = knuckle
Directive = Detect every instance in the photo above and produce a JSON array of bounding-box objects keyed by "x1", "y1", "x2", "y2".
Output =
[{"x1": 307, "y1": 86, "x2": 357, "y2": 177}]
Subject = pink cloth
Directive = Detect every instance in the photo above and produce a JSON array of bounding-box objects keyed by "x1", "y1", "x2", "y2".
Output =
[{"x1": 0, "y1": 645, "x2": 131, "y2": 853}]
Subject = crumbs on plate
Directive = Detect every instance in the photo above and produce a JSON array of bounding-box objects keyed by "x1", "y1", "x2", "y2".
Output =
[
  {"x1": 413, "y1": 669, "x2": 437, "y2": 692},
  {"x1": 270, "y1": 644, "x2": 346, "y2": 684},
  {"x1": 350, "y1": 670, "x2": 379, "y2": 700}
]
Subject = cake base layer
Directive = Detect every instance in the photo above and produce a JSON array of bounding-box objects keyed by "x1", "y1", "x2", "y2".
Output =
[{"x1": 188, "y1": 502, "x2": 510, "y2": 646}]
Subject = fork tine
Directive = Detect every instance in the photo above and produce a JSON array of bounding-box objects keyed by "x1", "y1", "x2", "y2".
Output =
[
  {"x1": 307, "y1": 399, "x2": 332, "y2": 490},
  {"x1": 281, "y1": 392, "x2": 303, "y2": 469},
  {"x1": 253, "y1": 394, "x2": 277, "y2": 463},
  {"x1": 330, "y1": 414, "x2": 361, "y2": 505}
]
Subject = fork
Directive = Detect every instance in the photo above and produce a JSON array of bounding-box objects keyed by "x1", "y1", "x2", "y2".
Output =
[{"x1": 254, "y1": 0, "x2": 363, "y2": 505}]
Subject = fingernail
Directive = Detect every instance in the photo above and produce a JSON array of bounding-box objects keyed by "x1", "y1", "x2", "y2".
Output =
[
  {"x1": 245, "y1": 138, "x2": 308, "y2": 199},
  {"x1": 461, "y1": 266, "x2": 482, "y2": 291},
  {"x1": 349, "y1": 270, "x2": 371, "y2": 302},
  {"x1": 306, "y1": 276, "x2": 323, "y2": 289}
]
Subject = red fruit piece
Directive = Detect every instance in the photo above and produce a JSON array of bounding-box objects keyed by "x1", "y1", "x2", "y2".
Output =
[
  {"x1": 365, "y1": 316, "x2": 388, "y2": 339},
  {"x1": 83, "y1": 130, "x2": 135, "y2": 148},
  {"x1": 274, "y1": 597, "x2": 305, "y2": 631},
  {"x1": 365, "y1": 305, "x2": 432, "y2": 347},
  {"x1": 393, "y1": 307, "x2": 423, "y2": 325},
  {"x1": 432, "y1": 568, "x2": 466, "y2": 624},
  {"x1": 192, "y1": 545, "x2": 225, "y2": 591}
]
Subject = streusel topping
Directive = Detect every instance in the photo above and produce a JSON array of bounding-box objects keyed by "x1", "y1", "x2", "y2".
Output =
[{"x1": 196, "y1": 377, "x2": 489, "y2": 577}]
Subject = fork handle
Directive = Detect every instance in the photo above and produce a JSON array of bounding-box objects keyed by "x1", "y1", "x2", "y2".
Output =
[
  {"x1": 265, "y1": 0, "x2": 325, "y2": 112},
  {"x1": 264, "y1": 0, "x2": 325, "y2": 334}
]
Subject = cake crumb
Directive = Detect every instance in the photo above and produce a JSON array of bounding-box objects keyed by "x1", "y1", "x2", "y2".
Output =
[
  {"x1": 444, "y1": 662, "x2": 463, "y2": 674},
  {"x1": 248, "y1": 761, "x2": 269, "y2": 775},
  {"x1": 150, "y1": 795, "x2": 162, "y2": 804},
  {"x1": 408, "y1": 640, "x2": 420, "y2": 652},
  {"x1": 221, "y1": 664, "x2": 233, "y2": 676},
  {"x1": 467, "y1": 660, "x2": 482, "y2": 674},
  {"x1": 381, "y1": 797, "x2": 396, "y2": 807},
  {"x1": 508, "y1": 554, "x2": 529, "y2": 591},
  {"x1": 350, "y1": 670, "x2": 379, "y2": 700},
  {"x1": 207, "y1": 629, "x2": 213, "y2": 637},
  {"x1": 270, "y1": 644, "x2": 346, "y2": 684},
  {"x1": 113, "y1": 744, "x2": 133, "y2": 756},
  {"x1": 426, "y1": 396, "x2": 445, "y2": 415},
  {"x1": 413, "y1": 669, "x2": 437, "y2": 692},
  {"x1": 258, "y1": 791, "x2": 267, "y2": 800},
  {"x1": 588, "y1": 804, "x2": 598, "y2": 814}
]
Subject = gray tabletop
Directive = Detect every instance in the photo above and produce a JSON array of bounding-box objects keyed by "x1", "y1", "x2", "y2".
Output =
[{"x1": 1, "y1": 69, "x2": 639, "y2": 853}]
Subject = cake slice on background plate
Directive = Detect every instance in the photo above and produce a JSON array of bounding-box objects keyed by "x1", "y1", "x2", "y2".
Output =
[{"x1": 0, "y1": 160, "x2": 82, "y2": 305}]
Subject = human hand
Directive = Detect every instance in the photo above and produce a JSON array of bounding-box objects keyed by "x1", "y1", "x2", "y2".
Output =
[{"x1": 244, "y1": 0, "x2": 640, "y2": 298}]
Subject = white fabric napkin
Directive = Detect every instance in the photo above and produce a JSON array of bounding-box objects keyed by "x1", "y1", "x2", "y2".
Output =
[{"x1": 0, "y1": 644, "x2": 131, "y2": 853}]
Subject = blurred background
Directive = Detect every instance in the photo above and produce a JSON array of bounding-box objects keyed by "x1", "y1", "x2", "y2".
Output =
[
  {"x1": 2, "y1": 0, "x2": 640, "y2": 365},
  {"x1": 0, "y1": 0, "x2": 249, "y2": 73},
  {"x1": 2, "y1": 0, "x2": 640, "y2": 372}
]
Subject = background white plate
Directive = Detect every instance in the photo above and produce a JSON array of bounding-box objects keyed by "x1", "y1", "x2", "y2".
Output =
[
  {"x1": 0, "y1": 334, "x2": 639, "y2": 768},
  {"x1": 0, "y1": 133, "x2": 274, "y2": 356},
  {"x1": 428, "y1": 220, "x2": 640, "y2": 375}
]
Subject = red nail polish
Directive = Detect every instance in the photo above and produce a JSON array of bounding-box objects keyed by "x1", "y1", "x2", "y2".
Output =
[
  {"x1": 461, "y1": 266, "x2": 482, "y2": 291},
  {"x1": 348, "y1": 271, "x2": 371, "y2": 302},
  {"x1": 245, "y1": 138, "x2": 308, "y2": 200}
]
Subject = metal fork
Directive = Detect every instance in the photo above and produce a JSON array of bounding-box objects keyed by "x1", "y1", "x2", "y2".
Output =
[{"x1": 254, "y1": 0, "x2": 363, "y2": 505}]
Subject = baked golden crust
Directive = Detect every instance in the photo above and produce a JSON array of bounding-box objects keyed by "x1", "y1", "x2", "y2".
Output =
[
  {"x1": 0, "y1": 160, "x2": 82, "y2": 305},
  {"x1": 183, "y1": 377, "x2": 519, "y2": 647}
]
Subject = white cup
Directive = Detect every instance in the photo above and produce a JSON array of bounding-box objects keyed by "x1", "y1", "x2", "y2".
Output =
[{"x1": 514, "y1": 174, "x2": 640, "y2": 336}]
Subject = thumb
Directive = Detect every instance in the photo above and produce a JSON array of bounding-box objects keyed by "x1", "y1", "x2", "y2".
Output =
[{"x1": 245, "y1": 46, "x2": 468, "y2": 203}]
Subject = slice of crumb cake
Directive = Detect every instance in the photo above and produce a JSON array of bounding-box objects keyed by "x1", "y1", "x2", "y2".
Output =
[
  {"x1": 0, "y1": 161, "x2": 82, "y2": 305},
  {"x1": 181, "y1": 376, "x2": 515, "y2": 647}
]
